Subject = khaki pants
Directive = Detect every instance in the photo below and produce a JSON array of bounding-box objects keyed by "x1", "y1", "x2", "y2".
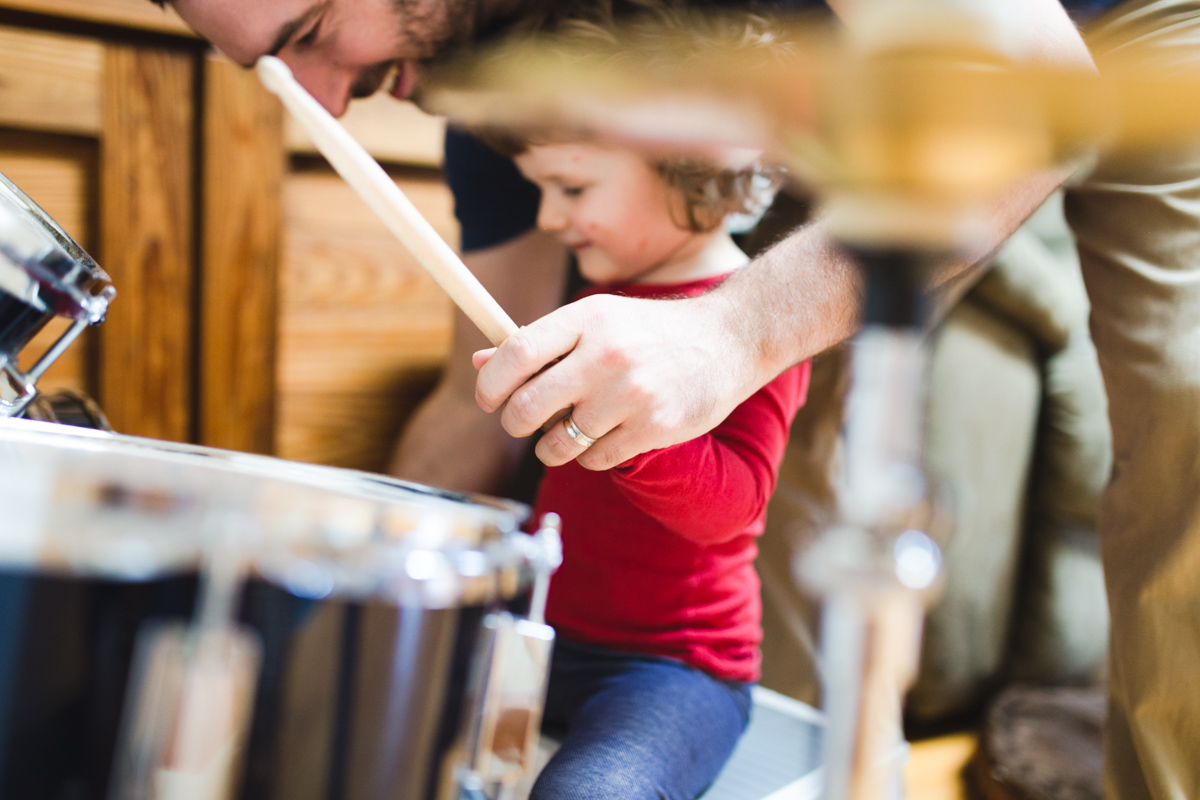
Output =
[{"x1": 1068, "y1": 2, "x2": 1200, "y2": 798}]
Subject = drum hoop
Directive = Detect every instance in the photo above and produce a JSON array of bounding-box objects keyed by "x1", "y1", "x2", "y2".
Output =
[
  {"x1": 0, "y1": 172, "x2": 114, "y2": 322},
  {"x1": 0, "y1": 417, "x2": 528, "y2": 523},
  {"x1": 0, "y1": 418, "x2": 541, "y2": 607},
  {"x1": 0, "y1": 173, "x2": 106, "y2": 280}
]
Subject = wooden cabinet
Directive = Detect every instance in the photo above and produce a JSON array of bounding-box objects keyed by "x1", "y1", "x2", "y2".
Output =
[
  {"x1": 277, "y1": 163, "x2": 454, "y2": 469},
  {"x1": 0, "y1": 18, "x2": 196, "y2": 443},
  {"x1": 0, "y1": 0, "x2": 457, "y2": 471}
]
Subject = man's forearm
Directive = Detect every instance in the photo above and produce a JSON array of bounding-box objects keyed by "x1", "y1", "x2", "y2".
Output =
[
  {"x1": 473, "y1": 169, "x2": 1070, "y2": 471},
  {"x1": 709, "y1": 165, "x2": 1071, "y2": 387},
  {"x1": 708, "y1": 219, "x2": 863, "y2": 388}
]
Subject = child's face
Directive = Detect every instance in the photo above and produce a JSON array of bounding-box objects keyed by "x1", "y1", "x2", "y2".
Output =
[{"x1": 514, "y1": 143, "x2": 696, "y2": 284}]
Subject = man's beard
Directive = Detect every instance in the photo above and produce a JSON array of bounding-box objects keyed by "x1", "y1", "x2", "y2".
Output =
[
  {"x1": 350, "y1": 62, "x2": 396, "y2": 98},
  {"x1": 396, "y1": 0, "x2": 479, "y2": 60},
  {"x1": 349, "y1": 0, "x2": 479, "y2": 100}
]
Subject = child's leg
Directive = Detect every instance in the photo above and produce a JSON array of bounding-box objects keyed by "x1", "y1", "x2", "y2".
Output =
[{"x1": 532, "y1": 642, "x2": 751, "y2": 800}]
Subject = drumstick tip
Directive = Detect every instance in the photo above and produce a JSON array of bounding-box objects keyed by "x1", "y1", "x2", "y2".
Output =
[{"x1": 255, "y1": 56, "x2": 292, "y2": 94}]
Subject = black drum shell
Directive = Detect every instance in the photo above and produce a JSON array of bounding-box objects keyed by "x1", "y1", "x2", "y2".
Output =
[{"x1": 0, "y1": 568, "x2": 495, "y2": 800}]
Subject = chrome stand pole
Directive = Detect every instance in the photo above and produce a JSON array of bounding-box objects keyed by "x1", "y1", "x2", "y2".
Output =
[{"x1": 804, "y1": 251, "x2": 944, "y2": 800}]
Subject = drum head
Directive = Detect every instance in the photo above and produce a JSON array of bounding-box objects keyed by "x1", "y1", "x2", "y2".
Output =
[{"x1": 0, "y1": 418, "x2": 534, "y2": 608}]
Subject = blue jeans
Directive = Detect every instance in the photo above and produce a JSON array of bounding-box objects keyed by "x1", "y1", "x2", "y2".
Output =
[{"x1": 531, "y1": 637, "x2": 753, "y2": 800}]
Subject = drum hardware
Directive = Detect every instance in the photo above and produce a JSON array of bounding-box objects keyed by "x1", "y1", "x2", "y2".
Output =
[
  {"x1": 0, "y1": 418, "x2": 559, "y2": 800},
  {"x1": 23, "y1": 389, "x2": 114, "y2": 431},
  {"x1": 0, "y1": 172, "x2": 115, "y2": 419},
  {"x1": 791, "y1": 245, "x2": 948, "y2": 800},
  {"x1": 458, "y1": 514, "x2": 562, "y2": 800},
  {"x1": 109, "y1": 620, "x2": 263, "y2": 800},
  {"x1": 419, "y1": 0, "x2": 1198, "y2": 795},
  {"x1": 109, "y1": 512, "x2": 263, "y2": 800}
]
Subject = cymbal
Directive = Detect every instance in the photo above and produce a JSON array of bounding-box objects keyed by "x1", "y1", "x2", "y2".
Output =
[{"x1": 423, "y1": 10, "x2": 1200, "y2": 247}]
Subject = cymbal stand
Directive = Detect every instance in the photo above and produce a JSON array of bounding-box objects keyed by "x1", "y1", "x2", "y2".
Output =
[{"x1": 801, "y1": 248, "x2": 944, "y2": 800}]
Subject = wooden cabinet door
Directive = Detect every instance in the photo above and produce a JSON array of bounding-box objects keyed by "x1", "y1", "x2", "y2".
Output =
[
  {"x1": 0, "y1": 22, "x2": 197, "y2": 441},
  {"x1": 0, "y1": 19, "x2": 283, "y2": 447}
]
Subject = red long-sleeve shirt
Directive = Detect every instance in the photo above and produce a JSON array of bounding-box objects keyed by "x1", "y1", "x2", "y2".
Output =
[{"x1": 535, "y1": 276, "x2": 811, "y2": 682}]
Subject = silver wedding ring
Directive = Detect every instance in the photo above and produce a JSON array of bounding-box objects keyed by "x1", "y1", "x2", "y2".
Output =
[{"x1": 563, "y1": 414, "x2": 597, "y2": 448}]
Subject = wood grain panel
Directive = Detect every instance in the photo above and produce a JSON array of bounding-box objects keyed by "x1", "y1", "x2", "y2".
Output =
[
  {"x1": 0, "y1": 131, "x2": 93, "y2": 244},
  {"x1": 276, "y1": 167, "x2": 456, "y2": 469},
  {"x1": 275, "y1": 375, "x2": 441, "y2": 470},
  {"x1": 0, "y1": 25, "x2": 103, "y2": 137},
  {"x1": 0, "y1": 0, "x2": 193, "y2": 35},
  {"x1": 286, "y1": 94, "x2": 445, "y2": 167},
  {"x1": 200, "y1": 55, "x2": 284, "y2": 454},
  {"x1": 99, "y1": 44, "x2": 194, "y2": 441},
  {"x1": 0, "y1": 131, "x2": 97, "y2": 393}
]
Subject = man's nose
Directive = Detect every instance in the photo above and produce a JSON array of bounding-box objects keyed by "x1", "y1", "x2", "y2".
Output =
[{"x1": 284, "y1": 58, "x2": 357, "y2": 117}]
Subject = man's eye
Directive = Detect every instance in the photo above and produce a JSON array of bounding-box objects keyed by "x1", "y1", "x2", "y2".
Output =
[
  {"x1": 296, "y1": 22, "x2": 322, "y2": 48},
  {"x1": 561, "y1": 186, "x2": 585, "y2": 198}
]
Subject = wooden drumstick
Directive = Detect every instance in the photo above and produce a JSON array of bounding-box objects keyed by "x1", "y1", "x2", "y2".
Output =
[{"x1": 256, "y1": 56, "x2": 519, "y2": 346}]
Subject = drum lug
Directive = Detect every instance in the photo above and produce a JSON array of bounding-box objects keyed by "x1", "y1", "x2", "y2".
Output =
[
  {"x1": 455, "y1": 514, "x2": 562, "y2": 799},
  {"x1": 526, "y1": 513, "x2": 562, "y2": 626},
  {"x1": 108, "y1": 622, "x2": 264, "y2": 800},
  {"x1": 457, "y1": 613, "x2": 554, "y2": 799},
  {"x1": 0, "y1": 358, "x2": 37, "y2": 418}
]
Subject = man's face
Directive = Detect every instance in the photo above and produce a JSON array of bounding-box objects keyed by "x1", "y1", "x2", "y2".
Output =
[{"x1": 173, "y1": 0, "x2": 476, "y2": 116}]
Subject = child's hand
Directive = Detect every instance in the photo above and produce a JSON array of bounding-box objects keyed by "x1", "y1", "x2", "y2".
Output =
[{"x1": 472, "y1": 348, "x2": 497, "y2": 370}]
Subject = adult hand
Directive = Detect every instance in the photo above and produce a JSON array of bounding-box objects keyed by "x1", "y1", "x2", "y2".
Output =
[
  {"x1": 473, "y1": 291, "x2": 768, "y2": 471},
  {"x1": 472, "y1": 221, "x2": 872, "y2": 471},
  {"x1": 391, "y1": 228, "x2": 568, "y2": 490}
]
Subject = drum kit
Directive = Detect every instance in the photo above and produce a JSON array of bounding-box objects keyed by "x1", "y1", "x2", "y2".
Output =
[
  {"x1": 421, "y1": 2, "x2": 1200, "y2": 799},
  {"x1": 0, "y1": 415, "x2": 564, "y2": 800},
  {"x1": 0, "y1": 162, "x2": 561, "y2": 799},
  {"x1": 0, "y1": 0, "x2": 1195, "y2": 798}
]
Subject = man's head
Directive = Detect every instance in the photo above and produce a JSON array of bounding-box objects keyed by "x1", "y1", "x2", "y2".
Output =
[{"x1": 165, "y1": 0, "x2": 481, "y2": 116}]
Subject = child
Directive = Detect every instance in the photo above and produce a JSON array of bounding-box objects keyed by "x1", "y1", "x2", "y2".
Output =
[{"x1": 474, "y1": 128, "x2": 812, "y2": 800}]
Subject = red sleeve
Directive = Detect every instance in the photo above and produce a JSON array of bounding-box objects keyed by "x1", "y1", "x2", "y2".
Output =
[{"x1": 609, "y1": 362, "x2": 810, "y2": 545}]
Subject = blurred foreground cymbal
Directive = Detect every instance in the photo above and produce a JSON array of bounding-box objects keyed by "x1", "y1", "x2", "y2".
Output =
[{"x1": 424, "y1": 8, "x2": 1200, "y2": 247}]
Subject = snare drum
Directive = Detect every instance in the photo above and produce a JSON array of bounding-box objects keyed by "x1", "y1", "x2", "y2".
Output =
[
  {"x1": 0, "y1": 417, "x2": 557, "y2": 800},
  {"x1": 0, "y1": 172, "x2": 115, "y2": 417}
]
